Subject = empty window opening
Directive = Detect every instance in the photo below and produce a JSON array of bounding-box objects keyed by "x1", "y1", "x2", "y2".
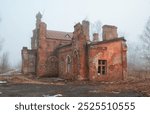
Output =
[
  {"x1": 98, "y1": 60, "x2": 107, "y2": 75},
  {"x1": 66, "y1": 56, "x2": 71, "y2": 73}
]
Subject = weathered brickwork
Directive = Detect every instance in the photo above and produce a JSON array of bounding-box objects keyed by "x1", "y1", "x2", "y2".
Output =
[
  {"x1": 21, "y1": 12, "x2": 127, "y2": 81},
  {"x1": 21, "y1": 47, "x2": 36, "y2": 74},
  {"x1": 88, "y1": 39, "x2": 127, "y2": 81}
]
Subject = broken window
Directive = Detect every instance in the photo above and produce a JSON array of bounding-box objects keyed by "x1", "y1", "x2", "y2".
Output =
[{"x1": 98, "y1": 60, "x2": 107, "y2": 75}]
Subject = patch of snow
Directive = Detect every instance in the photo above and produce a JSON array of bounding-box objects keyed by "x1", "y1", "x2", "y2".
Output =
[
  {"x1": 89, "y1": 90, "x2": 99, "y2": 93},
  {"x1": 111, "y1": 91, "x2": 120, "y2": 94},
  {"x1": 53, "y1": 94, "x2": 63, "y2": 97},
  {"x1": 0, "y1": 81, "x2": 7, "y2": 84},
  {"x1": 43, "y1": 94, "x2": 63, "y2": 97}
]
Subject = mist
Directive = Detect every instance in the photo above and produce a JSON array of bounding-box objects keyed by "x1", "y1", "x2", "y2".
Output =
[{"x1": 0, "y1": 0, "x2": 150, "y2": 67}]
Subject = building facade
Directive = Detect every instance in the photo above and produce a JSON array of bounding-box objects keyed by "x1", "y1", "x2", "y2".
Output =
[{"x1": 21, "y1": 12, "x2": 127, "y2": 81}]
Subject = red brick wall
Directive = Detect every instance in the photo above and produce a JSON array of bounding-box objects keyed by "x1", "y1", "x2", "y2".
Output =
[
  {"x1": 36, "y1": 22, "x2": 47, "y2": 77},
  {"x1": 88, "y1": 39, "x2": 127, "y2": 81},
  {"x1": 57, "y1": 22, "x2": 89, "y2": 80},
  {"x1": 21, "y1": 47, "x2": 29, "y2": 74},
  {"x1": 46, "y1": 39, "x2": 71, "y2": 53},
  {"x1": 21, "y1": 47, "x2": 36, "y2": 74},
  {"x1": 57, "y1": 45, "x2": 88, "y2": 81},
  {"x1": 71, "y1": 23, "x2": 89, "y2": 80},
  {"x1": 77, "y1": 35, "x2": 88, "y2": 80},
  {"x1": 22, "y1": 13, "x2": 128, "y2": 81},
  {"x1": 36, "y1": 22, "x2": 72, "y2": 77},
  {"x1": 26, "y1": 19, "x2": 127, "y2": 82},
  {"x1": 58, "y1": 46, "x2": 73, "y2": 79}
]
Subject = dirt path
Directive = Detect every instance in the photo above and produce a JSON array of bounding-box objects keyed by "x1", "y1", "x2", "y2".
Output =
[{"x1": 0, "y1": 75, "x2": 150, "y2": 97}]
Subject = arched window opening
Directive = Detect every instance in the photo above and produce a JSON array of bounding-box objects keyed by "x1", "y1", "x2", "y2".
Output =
[
  {"x1": 66, "y1": 56, "x2": 71, "y2": 73},
  {"x1": 73, "y1": 50, "x2": 79, "y2": 76}
]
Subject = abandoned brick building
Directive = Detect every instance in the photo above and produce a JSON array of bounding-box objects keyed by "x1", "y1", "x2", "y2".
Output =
[{"x1": 21, "y1": 12, "x2": 127, "y2": 81}]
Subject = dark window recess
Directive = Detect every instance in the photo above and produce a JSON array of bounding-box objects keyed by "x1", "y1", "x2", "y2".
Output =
[
  {"x1": 66, "y1": 56, "x2": 71, "y2": 73},
  {"x1": 98, "y1": 60, "x2": 107, "y2": 75}
]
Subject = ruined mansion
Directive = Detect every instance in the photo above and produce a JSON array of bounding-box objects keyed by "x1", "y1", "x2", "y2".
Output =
[{"x1": 21, "y1": 12, "x2": 127, "y2": 81}]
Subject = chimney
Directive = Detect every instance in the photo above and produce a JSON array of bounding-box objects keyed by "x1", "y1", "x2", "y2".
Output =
[
  {"x1": 39, "y1": 22, "x2": 47, "y2": 39},
  {"x1": 93, "y1": 33, "x2": 99, "y2": 42},
  {"x1": 102, "y1": 25, "x2": 118, "y2": 41},
  {"x1": 82, "y1": 20, "x2": 90, "y2": 41},
  {"x1": 22, "y1": 47, "x2": 28, "y2": 51}
]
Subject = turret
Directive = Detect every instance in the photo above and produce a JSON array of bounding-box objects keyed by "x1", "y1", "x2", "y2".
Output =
[{"x1": 36, "y1": 12, "x2": 42, "y2": 29}]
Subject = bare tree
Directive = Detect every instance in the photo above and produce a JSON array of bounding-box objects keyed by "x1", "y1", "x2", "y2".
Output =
[
  {"x1": 0, "y1": 52, "x2": 10, "y2": 73},
  {"x1": 0, "y1": 39, "x2": 4, "y2": 52},
  {"x1": 14, "y1": 60, "x2": 22, "y2": 72},
  {"x1": 140, "y1": 17, "x2": 150, "y2": 70},
  {"x1": 90, "y1": 20, "x2": 102, "y2": 41},
  {"x1": 0, "y1": 17, "x2": 2, "y2": 51},
  {"x1": 0, "y1": 17, "x2": 11, "y2": 74}
]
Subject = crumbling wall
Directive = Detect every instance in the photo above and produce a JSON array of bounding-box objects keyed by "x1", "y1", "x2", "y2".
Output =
[
  {"x1": 21, "y1": 47, "x2": 36, "y2": 74},
  {"x1": 36, "y1": 22, "x2": 73, "y2": 77},
  {"x1": 36, "y1": 22, "x2": 47, "y2": 77},
  {"x1": 45, "y1": 55, "x2": 58, "y2": 77},
  {"x1": 56, "y1": 20, "x2": 90, "y2": 80},
  {"x1": 57, "y1": 46, "x2": 73, "y2": 79},
  {"x1": 22, "y1": 14, "x2": 127, "y2": 82},
  {"x1": 72, "y1": 21, "x2": 89, "y2": 80},
  {"x1": 46, "y1": 39, "x2": 71, "y2": 53},
  {"x1": 88, "y1": 39, "x2": 127, "y2": 81}
]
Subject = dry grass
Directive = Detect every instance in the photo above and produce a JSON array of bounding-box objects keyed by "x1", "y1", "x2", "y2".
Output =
[
  {"x1": 101, "y1": 75, "x2": 150, "y2": 96},
  {"x1": 0, "y1": 75, "x2": 64, "y2": 85},
  {"x1": 1, "y1": 74, "x2": 150, "y2": 96}
]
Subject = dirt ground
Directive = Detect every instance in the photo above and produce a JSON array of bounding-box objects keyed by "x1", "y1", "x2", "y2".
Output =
[{"x1": 0, "y1": 74, "x2": 150, "y2": 97}]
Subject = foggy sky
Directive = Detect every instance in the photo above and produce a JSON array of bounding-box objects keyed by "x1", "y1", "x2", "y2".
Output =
[{"x1": 0, "y1": 0, "x2": 150, "y2": 66}]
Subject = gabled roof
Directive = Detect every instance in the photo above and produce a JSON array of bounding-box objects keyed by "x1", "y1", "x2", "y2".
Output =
[{"x1": 46, "y1": 30, "x2": 73, "y2": 40}]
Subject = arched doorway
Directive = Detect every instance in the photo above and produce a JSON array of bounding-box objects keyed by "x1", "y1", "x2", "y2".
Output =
[{"x1": 47, "y1": 56, "x2": 58, "y2": 77}]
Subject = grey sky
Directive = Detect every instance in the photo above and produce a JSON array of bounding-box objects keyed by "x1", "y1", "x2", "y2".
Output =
[{"x1": 0, "y1": 0, "x2": 150, "y2": 66}]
